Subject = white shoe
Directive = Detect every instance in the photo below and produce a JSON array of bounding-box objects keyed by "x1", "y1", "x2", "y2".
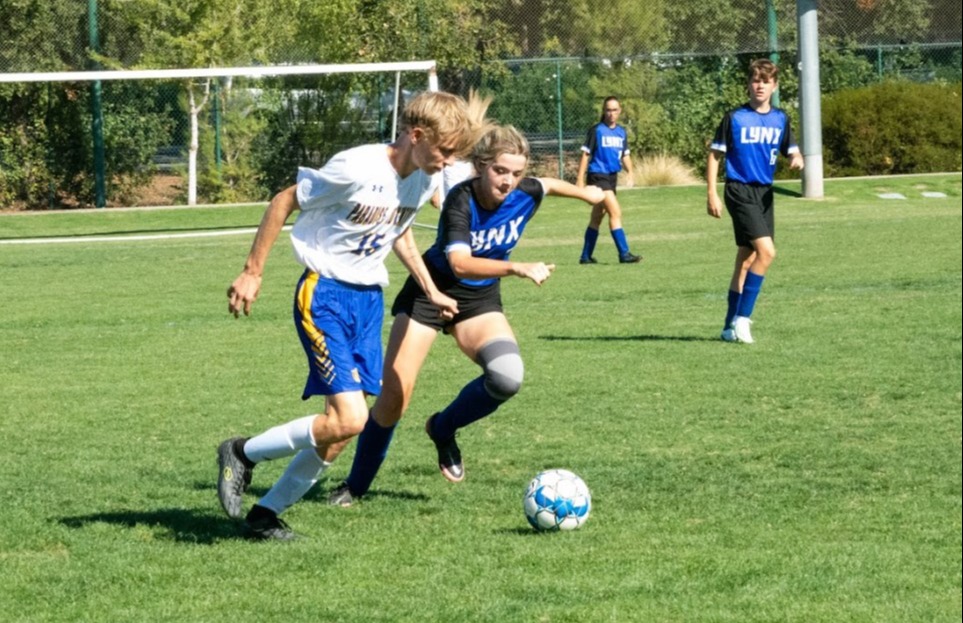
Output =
[
  {"x1": 731, "y1": 316, "x2": 754, "y2": 344},
  {"x1": 720, "y1": 328, "x2": 737, "y2": 342}
]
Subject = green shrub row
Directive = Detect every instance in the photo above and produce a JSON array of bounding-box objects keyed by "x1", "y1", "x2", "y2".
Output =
[{"x1": 821, "y1": 81, "x2": 962, "y2": 176}]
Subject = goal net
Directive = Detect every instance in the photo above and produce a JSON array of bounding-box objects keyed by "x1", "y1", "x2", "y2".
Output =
[{"x1": 0, "y1": 61, "x2": 438, "y2": 210}]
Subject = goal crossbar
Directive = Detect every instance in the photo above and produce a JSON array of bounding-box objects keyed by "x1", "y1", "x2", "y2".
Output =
[{"x1": 0, "y1": 61, "x2": 438, "y2": 88}]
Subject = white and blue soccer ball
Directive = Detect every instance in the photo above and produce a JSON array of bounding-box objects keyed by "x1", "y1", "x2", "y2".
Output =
[{"x1": 523, "y1": 469, "x2": 591, "y2": 532}]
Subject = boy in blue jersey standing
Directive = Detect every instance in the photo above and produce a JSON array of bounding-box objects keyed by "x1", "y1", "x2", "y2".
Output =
[
  {"x1": 577, "y1": 96, "x2": 642, "y2": 264},
  {"x1": 707, "y1": 59, "x2": 804, "y2": 344}
]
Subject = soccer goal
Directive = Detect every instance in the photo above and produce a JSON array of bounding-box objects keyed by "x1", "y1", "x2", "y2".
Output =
[{"x1": 0, "y1": 61, "x2": 438, "y2": 209}]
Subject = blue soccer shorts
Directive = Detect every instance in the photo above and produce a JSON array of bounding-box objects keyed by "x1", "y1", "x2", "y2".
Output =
[{"x1": 293, "y1": 270, "x2": 384, "y2": 399}]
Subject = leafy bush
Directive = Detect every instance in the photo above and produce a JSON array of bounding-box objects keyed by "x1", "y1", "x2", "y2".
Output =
[
  {"x1": 1, "y1": 82, "x2": 173, "y2": 209},
  {"x1": 822, "y1": 80, "x2": 962, "y2": 176},
  {"x1": 644, "y1": 58, "x2": 753, "y2": 172}
]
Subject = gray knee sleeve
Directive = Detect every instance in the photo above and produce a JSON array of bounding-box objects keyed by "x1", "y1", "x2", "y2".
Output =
[{"x1": 477, "y1": 339, "x2": 524, "y2": 400}]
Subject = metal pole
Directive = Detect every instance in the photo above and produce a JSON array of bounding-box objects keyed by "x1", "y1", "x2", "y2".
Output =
[
  {"x1": 88, "y1": 0, "x2": 106, "y2": 207},
  {"x1": 213, "y1": 79, "x2": 222, "y2": 173},
  {"x1": 377, "y1": 74, "x2": 385, "y2": 139},
  {"x1": 555, "y1": 60, "x2": 564, "y2": 178},
  {"x1": 767, "y1": 0, "x2": 781, "y2": 107},
  {"x1": 391, "y1": 71, "x2": 402, "y2": 140},
  {"x1": 47, "y1": 83, "x2": 55, "y2": 210},
  {"x1": 797, "y1": 0, "x2": 823, "y2": 198}
]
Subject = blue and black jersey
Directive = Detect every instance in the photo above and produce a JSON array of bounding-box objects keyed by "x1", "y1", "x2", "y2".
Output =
[
  {"x1": 424, "y1": 178, "x2": 546, "y2": 288},
  {"x1": 711, "y1": 105, "x2": 799, "y2": 186},
  {"x1": 582, "y1": 123, "x2": 629, "y2": 175}
]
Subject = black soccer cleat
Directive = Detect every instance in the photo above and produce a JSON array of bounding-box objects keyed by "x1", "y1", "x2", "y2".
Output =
[
  {"x1": 619, "y1": 252, "x2": 643, "y2": 264},
  {"x1": 425, "y1": 414, "x2": 464, "y2": 483},
  {"x1": 244, "y1": 505, "x2": 298, "y2": 541},
  {"x1": 578, "y1": 256, "x2": 598, "y2": 265},
  {"x1": 217, "y1": 437, "x2": 253, "y2": 519}
]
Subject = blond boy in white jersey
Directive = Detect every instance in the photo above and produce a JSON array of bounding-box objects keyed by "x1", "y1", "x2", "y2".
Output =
[{"x1": 216, "y1": 92, "x2": 491, "y2": 540}]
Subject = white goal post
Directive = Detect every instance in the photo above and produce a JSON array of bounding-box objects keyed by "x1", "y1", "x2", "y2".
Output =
[{"x1": 1, "y1": 61, "x2": 439, "y2": 206}]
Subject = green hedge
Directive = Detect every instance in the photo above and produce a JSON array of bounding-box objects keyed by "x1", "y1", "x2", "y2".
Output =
[{"x1": 822, "y1": 81, "x2": 962, "y2": 176}]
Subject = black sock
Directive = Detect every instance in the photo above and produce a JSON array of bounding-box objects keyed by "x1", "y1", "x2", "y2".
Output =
[
  {"x1": 246, "y1": 504, "x2": 275, "y2": 522},
  {"x1": 233, "y1": 438, "x2": 256, "y2": 469}
]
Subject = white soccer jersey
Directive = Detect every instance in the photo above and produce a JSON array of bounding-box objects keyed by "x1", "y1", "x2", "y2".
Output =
[
  {"x1": 441, "y1": 159, "x2": 475, "y2": 197},
  {"x1": 291, "y1": 144, "x2": 439, "y2": 287}
]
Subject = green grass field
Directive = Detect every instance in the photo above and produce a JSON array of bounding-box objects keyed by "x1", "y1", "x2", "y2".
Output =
[{"x1": 1, "y1": 174, "x2": 960, "y2": 622}]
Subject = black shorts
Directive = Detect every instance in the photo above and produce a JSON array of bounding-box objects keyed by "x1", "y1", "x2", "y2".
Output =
[
  {"x1": 725, "y1": 181, "x2": 774, "y2": 247},
  {"x1": 586, "y1": 172, "x2": 618, "y2": 193},
  {"x1": 391, "y1": 265, "x2": 503, "y2": 333}
]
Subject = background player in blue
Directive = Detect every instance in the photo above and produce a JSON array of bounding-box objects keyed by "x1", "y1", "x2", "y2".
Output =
[
  {"x1": 215, "y1": 91, "x2": 491, "y2": 540},
  {"x1": 325, "y1": 125, "x2": 604, "y2": 506},
  {"x1": 576, "y1": 96, "x2": 642, "y2": 264},
  {"x1": 707, "y1": 59, "x2": 804, "y2": 344}
]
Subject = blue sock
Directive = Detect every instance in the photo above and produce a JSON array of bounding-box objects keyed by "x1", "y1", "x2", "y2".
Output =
[
  {"x1": 581, "y1": 227, "x2": 599, "y2": 260},
  {"x1": 611, "y1": 228, "x2": 630, "y2": 256},
  {"x1": 431, "y1": 376, "x2": 504, "y2": 440},
  {"x1": 344, "y1": 416, "x2": 396, "y2": 496},
  {"x1": 725, "y1": 289, "x2": 741, "y2": 330},
  {"x1": 736, "y1": 271, "x2": 765, "y2": 318}
]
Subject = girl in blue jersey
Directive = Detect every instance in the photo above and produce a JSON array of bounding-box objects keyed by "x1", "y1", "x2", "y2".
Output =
[
  {"x1": 577, "y1": 96, "x2": 642, "y2": 264},
  {"x1": 327, "y1": 125, "x2": 604, "y2": 504},
  {"x1": 707, "y1": 59, "x2": 804, "y2": 344}
]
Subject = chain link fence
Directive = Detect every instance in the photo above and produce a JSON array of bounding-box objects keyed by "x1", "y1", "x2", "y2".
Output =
[{"x1": 1, "y1": 0, "x2": 960, "y2": 209}]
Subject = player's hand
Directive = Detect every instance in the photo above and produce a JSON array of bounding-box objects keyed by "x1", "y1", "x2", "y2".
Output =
[
  {"x1": 227, "y1": 271, "x2": 262, "y2": 317},
  {"x1": 428, "y1": 291, "x2": 459, "y2": 321},
  {"x1": 583, "y1": 185, "x2": 605, "y2": 205},
  {"x1": 623, "y1": 175, "x2": 635, "y2": 189},
  {"x1": 706, "y1": 194, "x2": 723, "y2": 219},
  {"x1": 790, "y1": 153, "x2": 805, "y2": 170},
  {"x1": 515, "y1": 262, "x2": 556, "y2": 286}
]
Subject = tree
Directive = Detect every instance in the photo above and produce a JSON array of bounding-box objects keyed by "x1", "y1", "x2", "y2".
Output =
[
  {"x1": 107, "y1": 0, "x2": 301, "y2": 204},
  {"x1": 819, "y1": 0, "x2": 931, "y2": 45},
  {"x1": 485, "y1": 0, "x2": 666, "y2": 58}
]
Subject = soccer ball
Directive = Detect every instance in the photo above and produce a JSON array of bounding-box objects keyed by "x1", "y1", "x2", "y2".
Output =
[{"x1": 523, "y1": 469, "x2": 591, "y2": 532}]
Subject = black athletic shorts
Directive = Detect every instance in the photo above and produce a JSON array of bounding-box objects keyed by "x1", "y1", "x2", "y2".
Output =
[
  {"x1": 586, "y1": 172, "x2": 618, "y2": 193},
  {"x1": 391, "y1": 262, "x2": 503, "y2": 333},
  {"x1": 724, "y1": 181, "x2": 774, "y2": 247}
]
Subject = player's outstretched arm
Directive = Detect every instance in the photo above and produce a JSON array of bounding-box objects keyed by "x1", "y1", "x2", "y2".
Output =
[
  {"x1": 228, "y1": 185, "x2": 299, "y2": 317},
  {"x1": 509, "y1": 261, "x2": 555, "y2": 286},
  {"x1": 447, "y1": 249, "x2": 555, "y2": 287},
  {"x1": 539, "y1": 178, "x2": 605, "y2": 205}
]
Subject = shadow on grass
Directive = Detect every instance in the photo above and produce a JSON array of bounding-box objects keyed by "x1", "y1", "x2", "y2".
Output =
[
  {"x1": 0, "y1": 223, "x2": 260, "y2": 242},
  {"x1": 303, "y1": 486, "x2": 431, "y2": 504},
  {"x1": 494, "y1": 527, "x2": 545, "y2": 536},
  {"x1": 59, "y1": 508, "x2": 248, "y2": 544},
  {"x1": 190, "y1": 479, "x2": 431, "y2": 506},
  {"x1": 540, "y1": 334, "x2": 717, "y2": 343},
  {"x1": 773, "y1": 185, "x2": 803, "y2": 198}
]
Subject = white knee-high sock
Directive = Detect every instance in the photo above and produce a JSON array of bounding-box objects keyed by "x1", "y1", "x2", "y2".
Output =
[
  {"x1": 243, "y1": 415, "x2": 316, "y2": 463},
  {"x1": 258, "y1": 449, "x2": 331, "y2": 515}
]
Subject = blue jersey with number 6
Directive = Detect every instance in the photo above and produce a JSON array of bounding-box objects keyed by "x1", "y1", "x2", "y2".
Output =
[{"x1": 710, "y1": 105, "x2": 799, "y2": 186}]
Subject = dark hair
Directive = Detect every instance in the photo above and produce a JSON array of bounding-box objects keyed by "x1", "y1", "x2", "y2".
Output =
[{"x1": 599, "y1": 96, "x2": 620, "y2": 123}]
